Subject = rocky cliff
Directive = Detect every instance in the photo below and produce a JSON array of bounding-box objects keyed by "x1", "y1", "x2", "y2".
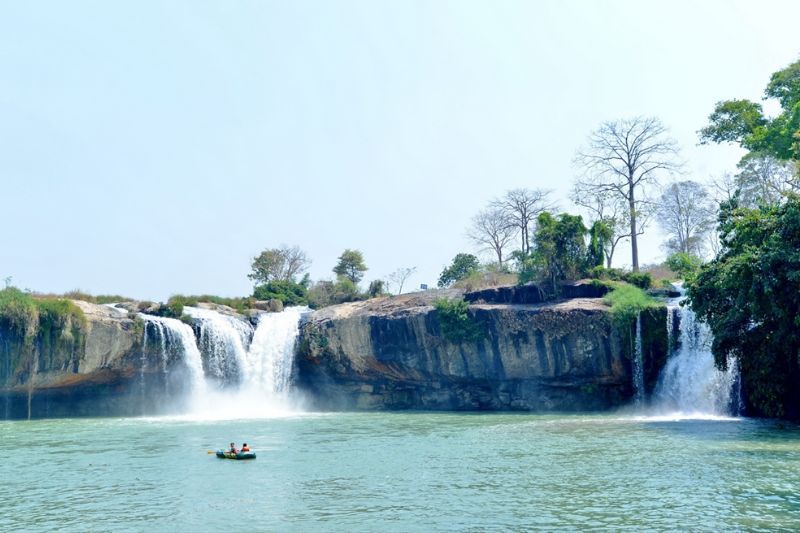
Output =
[{"x1": 295, "y1": 288, "x2": 667, "y2": 411}]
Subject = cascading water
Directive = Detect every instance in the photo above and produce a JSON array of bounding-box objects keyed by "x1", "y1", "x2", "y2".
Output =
[
  {"x1": 183, "y1": 306, "x2": 253, "y2": 384},
  {"x1": 138, "y1": 314, "x2": 207, "y2": 403},
  {"x1": 651, "y1": 286, "x2": 740, "y2": 417},
  {"x1": 179, "y1": 305, "x2": 309, "y2": 419},
  {"x1": 632, "y1": 313, "x2": 645, "y2": 405}
]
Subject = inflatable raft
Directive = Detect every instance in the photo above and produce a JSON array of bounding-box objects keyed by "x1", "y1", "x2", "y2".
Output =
[{"x1": 216, "y1": 450, "x2": 256, "y2": 460}]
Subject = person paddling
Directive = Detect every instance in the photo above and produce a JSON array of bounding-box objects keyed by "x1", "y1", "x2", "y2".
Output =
[
  {"x1": 241, "y1": 443, "x2": 250, "y2": 452},
  {"x1": 228, "y1": 442, "x2": 238, "y2": 454}
]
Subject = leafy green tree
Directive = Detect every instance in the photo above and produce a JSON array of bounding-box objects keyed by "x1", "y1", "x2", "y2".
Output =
[
  {"x1": 367, "y1": 279, "x2": 386, "y2": 298},
  {"x1": 532, "y1": 212, "x2": 589, "y2": 293},
  {"x1": 249, "y1": 245, "x2": 310, "y2": 284},
  {"x1": 665, "y1": 252, "x2": 702, "y2": 280},
  {"x1": 700, "y1": 59, "x2": 800, "y2": 162},
  {"x1": 688, "y1": 196, "x2": 800, "y2": 418},
  {"x1": 437, "y1": 254, "x2": 480, "y2": 288},
  {"x1": 587, "y1": 219, "x2": 613, "y2": 268},
  {"x1": 333, "y1": 249, "x2": 367, "y2": 284}
]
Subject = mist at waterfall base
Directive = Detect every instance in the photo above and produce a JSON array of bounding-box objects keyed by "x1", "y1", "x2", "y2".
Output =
[{"x1": 137, "y1": 306, "x2": 308, "y2": 420}]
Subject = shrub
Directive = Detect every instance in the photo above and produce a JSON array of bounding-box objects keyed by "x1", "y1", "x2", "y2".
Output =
[
  {"x1": 589, "y1": 266, "x2": 624, "y2": 281},
  {"x1": 253, "y1": 281, "x2": 308, "y2": 306},
  {"x1": 622, "y1": 272, "x2": 652, "y2": 289},
  {"x1": 168, "y1": 294, "x2": 255, "y2": 314},
  {"x1": 603, "y1": 282, "x2": 660, "y2": 327},
  {"x1": 433, "y1": 298, "x2": 484, "y2": 343},
  {"x1": 438, "y1": 254, "x2": 480, "y2": 288}
]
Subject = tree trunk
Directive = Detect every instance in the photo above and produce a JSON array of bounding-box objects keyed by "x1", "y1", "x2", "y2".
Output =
[{"x1": 629, "y1": 182, "x2": 639, "y2": 272}]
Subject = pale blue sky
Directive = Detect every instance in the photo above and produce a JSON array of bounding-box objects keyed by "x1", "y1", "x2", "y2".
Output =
[{"x1": 1, "y1": 0, "x2": 798, "y2": 300}]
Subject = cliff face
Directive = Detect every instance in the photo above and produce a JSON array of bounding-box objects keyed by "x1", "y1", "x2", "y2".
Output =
[
  {"x1": 0, "y1": 302, "x2": 147, "y2": 419},
  {"x1": 296, "y1": 289, "x2": 667, "y2": 411}
]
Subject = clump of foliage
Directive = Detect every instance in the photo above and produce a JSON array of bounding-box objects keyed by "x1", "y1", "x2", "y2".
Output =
[
  {"x1": 603, "y1": 282, "x2": 661, "y2": 327},
  {"x1": 306, "y1": 278, "x2": 363, "y2": 309},
  {"x1": 621, "y1": 272, "x2": 652, "y2": 290},
  {"x1": 452, "y1": 265, "x2": 518, "y2": 292},
  {"x1": 688, "y1": 196, "x2": 800, "y2": 418},
  {"x1": 533, "y1": 212, "x2": 589, "y2": 293},
  {"x1": 438, "y1": 253, "x2": 480, "y2": 288},
  {"x1": 249, "y1": 245, "x2": 310, "y2": 284},
  {"x1": 0, "y1": 287, "x2": 39, "y2": 339},
  {"x1": 253, "y1": 280, "x2": 309, "y2": 307},
  {"x1": 367, "y1": 280, "x2": 387, "y2": 298},
  {"x1": 589, "y1": 266, "x2": 624, "y2": 281},
  {"x1": 433, "y1": 298, "x2": 484, "y2": 343},
  {"x1": 665, "y1": 252, "x2": 702, "y2": 281}
]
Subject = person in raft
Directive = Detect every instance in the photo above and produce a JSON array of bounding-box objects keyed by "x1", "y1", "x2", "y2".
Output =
[
  {"x1": 228, "y1": 442, "x2": 238, "y2": 454},
  {"x1": 241, "y1": 443, "x2": 250, "y2": 452}
]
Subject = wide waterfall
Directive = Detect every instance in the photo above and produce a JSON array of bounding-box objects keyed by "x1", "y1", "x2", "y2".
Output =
[
  {"x1": 650, "y1": 286, "x2": 740, "y2": 418},
  {"x1": 177, "y1": 305, "x2": 309, "y2": 418}
]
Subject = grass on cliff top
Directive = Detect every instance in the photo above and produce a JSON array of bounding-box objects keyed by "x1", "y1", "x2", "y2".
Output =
[
  {"x1": 0, "y1": 287, "x2": 87, "y2": 339},
  {"x1": 603, "y1": 282, "x2": 661, "y2": 326}
]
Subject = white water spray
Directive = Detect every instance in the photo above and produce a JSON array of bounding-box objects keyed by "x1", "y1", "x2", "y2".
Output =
[
  {"x1": 632, "y1": 313, "x2": 645, "y2": 405},
  {"x1": 183, "y1": 306, "x2": 252, "y2": 383},
  {"x1": 651, "y1": 286, "x2": 740, "y2": 417},
  {"x1": 138, "y1": 314, "x2": 207, "y2": 398}
]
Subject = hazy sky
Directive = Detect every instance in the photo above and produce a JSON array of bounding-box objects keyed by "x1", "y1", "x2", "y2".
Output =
[{"x1": 1, "y1": 0, "x2": 799, "y2": 301}]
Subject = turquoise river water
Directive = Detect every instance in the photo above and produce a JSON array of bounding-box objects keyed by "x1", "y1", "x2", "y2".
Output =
[{"x1": 2, "y1": 412, "x2": 800, "y2": 531}]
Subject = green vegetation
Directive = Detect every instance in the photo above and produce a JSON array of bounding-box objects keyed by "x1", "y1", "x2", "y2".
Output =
[
  {"x1": 0, "y1": 288, "x2": 87, "y2": 379},
  {"x1": 438, "y1": 253, "x2": 480, "y2": 288},
  {"x1": 168, "y1": 294, "x2": 257, "y2": 315},
  {"x1": 333, "y1": 249, "x2": 368, "y2": 284},
  {"x1": 665, "y1": 252, "x2": 702, "y2": 280},
  {"x1": 603, "y1": 282, "x2": 661, "y2": 327},
  {"x1": 307, "y1": 278, "x2": 362, "y2": 309},
  {"x1": 433, "y1": 298, "x2": 484, "y2": 343},
  {"x1": 252, "y1": 281, "x2": 308, "y2": 307},
  {"x1": 531, "y1": 212, "x2": 589, "y2": 293},
  {"x1": 621, "y1": 272, "x2": 652, "y2": 290},
  {"x1": 688, "y1": 196, "x2": 800, "y2": 418},
  {"x1": 249, "y1": 245, "x2": 310, "y2": 285}
]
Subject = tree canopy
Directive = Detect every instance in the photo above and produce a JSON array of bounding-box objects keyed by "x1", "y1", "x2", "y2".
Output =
[
  {"x1": 333, "y1": 249, "x2": 368, "y2": 284},
  {"x1": 249, "y1": 245, "x2": 310, "y2": 285},
  {"x1": 688, "y1": 195, "x2": 800, "y2": 418},
  {"x1": 438, "y1": 254, "x2": 480, "y2": 288}
]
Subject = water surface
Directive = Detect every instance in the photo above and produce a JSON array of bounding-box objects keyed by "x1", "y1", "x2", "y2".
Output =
[{"x1": 2, "y1": 412, "x2": 799, "y2": 531}]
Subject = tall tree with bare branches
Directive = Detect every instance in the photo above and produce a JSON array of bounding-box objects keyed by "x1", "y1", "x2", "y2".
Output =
[
  {"x1": 575, "y1": 117, "x2": 681, "y2": 271},
  {"x1": 467, "y1": 207, "x2": 516, "y2": 267},
  {"x1": 656, "y1": 180, "x2": 716, "y2": 257},
  {"x1": 387, "y1": 266, "x2": 417, "y2": 295},
  {"x1": 490, "y1": 188, "x2": 553, "y2": 255}
]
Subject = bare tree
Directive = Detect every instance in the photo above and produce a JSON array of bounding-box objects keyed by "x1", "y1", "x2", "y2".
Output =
[
  {"x1": 735, "y1": 152, "x2": 799, "y2": 207},
  {"x1": 249, "y1": 244, "x2": 311, "y2": 284},
  {"x1": 490, "y1": 188, "x2": 554, "y2": 255},
  {"x1": 708, "y1": 172, "x2": 738, "y2": 205},
  {"x1": 467, "y1": 207, "x2": 516, "y2": 267},
  {"x1": 569, "y1": 184, "x2": 635, "y2": 268},
  {"x1": 575, "y1": 117, "x2": 681, "y2": 271},
  {"x1": 386, "y1": 267, "x2": 417, "y2": 295},
  {"x1": 656, "y1": 180, "x2": 716, "y2": 257}
]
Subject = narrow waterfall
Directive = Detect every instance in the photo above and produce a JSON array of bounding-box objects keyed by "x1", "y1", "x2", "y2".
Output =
[
  {"x1": 139, "y1": 314, "x2": 207, "y2": 397},
  {"x1": 632, "y1": 313, "x2": 645, "y2": 405},
  {"x1": 183, "y1": 306, "x2": 253, "y2": 385},
  {"x1": 652, "y1": 287, "x2": 740, "y2": 417},
  {"x1": 245, "y1": 306, "x2": 307, "y2": 395}
]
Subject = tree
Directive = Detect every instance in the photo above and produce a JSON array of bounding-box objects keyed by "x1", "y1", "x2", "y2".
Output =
[
  {"x1": 665, "y1": 252, "x2": 702, "y2": 280},
  {"x1": 587, "y1": 219, "x2": 613, "y2": 268},
  {"x1": 333, "y1": 249, "x2": 367, "y2": 284},
  {"x1": 249, "y1": 245, "x2": 310, "y2": 285},
  {"x1": 367, "y1": 280, "x2": 386, "y2": 298},
  {"x1": 656, "y1": 180, "x2": 716, "y2": 257},
  {"x1": 532, "y1": 212, "x2": 588, "y2": 293},
  {"x1": 570, "y1": 184, "x2": 633, "y2": 267},
  {"x1": 490, "y1": 188, "x2": 554, "y2": 255},
  {"x1": 467, "y1": 207, "x2": 516, "y2": 267},
  {"x1": 386, "y1": 267, "x2": 417, "y2": 295},
  {"x1": 699, "y1": 59, "x2": 800, "y2": 162},
  {"x1": 688, "y1": 196, "x2": 800, "y2": 418},
  {"x1": 575, "y1": 117, "x2": 682, "y2": 271},
  {"x1": 734, "y1": 152, "x2": 798, "y2": 207},
  {"x1": 438, "y1": 254, "x2": 480, "y2": 288},
  {"x1": 253, "y1": 280, "x2": 308, "y2": 306}
]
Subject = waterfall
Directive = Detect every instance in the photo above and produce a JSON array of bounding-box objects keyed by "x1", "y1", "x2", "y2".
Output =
[
  {"x1": 179, "y1": 305, "x2": 308, "y2": 418},
  {"x1": 632, "y1": 313, "x2": 645, "y2": 405},
  {"x1": 139, "y1": 314, "x2": 207, "y2": 398},
  {"x1": 651, "y1": 286, "x2": 740, "y2": 417},
  {"x1": 183, "y1": 306, "x2": 253, "y2": 384},
  {"x1": 245, "y1": 306, "x2": 307, "y2": 395}
]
